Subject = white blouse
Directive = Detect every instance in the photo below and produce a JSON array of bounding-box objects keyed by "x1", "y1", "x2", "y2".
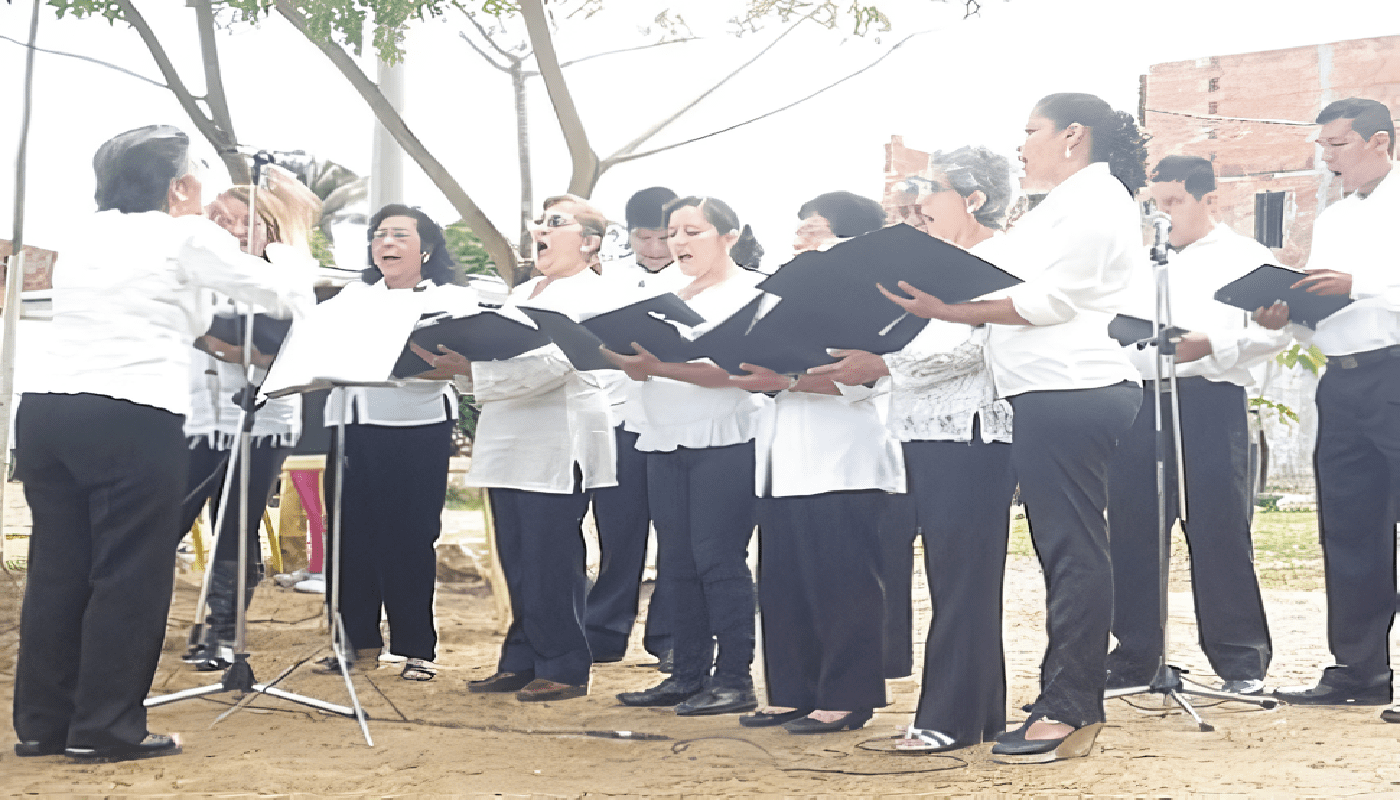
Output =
[
  {"x1": 882, "y1": 234, "x2": 1014, "y2": 443},
  {"x1": 461, "y1": 270, "x2": 618, "y2": 493},
  {"x1": 756, "y1": 381, "x2": 905, "y2": 498},
  {"x1": 627, "y1": 269, "x2": 773, "y2": 453},
  {"x1": 39, "y1": 211, "x2": 311, "y2": 417},
  {"x1": 987, "y1": 162, "x2": 1143, "y2": 397}
]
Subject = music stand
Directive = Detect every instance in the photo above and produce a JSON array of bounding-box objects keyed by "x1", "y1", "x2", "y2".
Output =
[{"x1": 1104, "y1": 219, "x2": 1277, "y2": 727}]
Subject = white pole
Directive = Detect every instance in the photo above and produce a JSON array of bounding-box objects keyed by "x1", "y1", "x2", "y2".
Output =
[
  {"x1": 369, "y1": 58, "x2": 405, "y2": 212},
  {"x1": 1, "y1": 0, "x2": 43, "y2": 555}
]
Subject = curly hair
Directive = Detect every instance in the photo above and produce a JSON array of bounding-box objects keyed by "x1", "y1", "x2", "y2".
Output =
[
  {"x1": 1034, "y1": 93, "x2": 1149, "y2": 195},
  {"x1": 928, "y1": 145, "x2": 1014, "y2": 230}
]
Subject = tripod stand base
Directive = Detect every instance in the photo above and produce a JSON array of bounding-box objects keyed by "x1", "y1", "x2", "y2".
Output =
[{"x1": 1105, "y1": 664, "x2": 1277, "y2": 732}]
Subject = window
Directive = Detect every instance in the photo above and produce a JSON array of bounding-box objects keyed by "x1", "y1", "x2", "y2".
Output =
[
  {"x1": 1255, "y1": 191, "x2": 1286, "y2": 248},
  {"x1": 1208, "y1": 77, "x2": 1220, "y2": 92},
  {"x1": 1208, "y1": 101, "x2": 1218, "y2": 115}
]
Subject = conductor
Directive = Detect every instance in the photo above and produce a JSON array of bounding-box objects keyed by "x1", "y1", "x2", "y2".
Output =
[{"x1": 10, "y1": 126, "x2": 310, "y2": 762}]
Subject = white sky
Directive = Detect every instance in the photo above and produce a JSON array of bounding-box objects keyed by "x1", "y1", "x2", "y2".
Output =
[{"x1": 2, "y1": 0, "x2": 1398, "y2": 263}]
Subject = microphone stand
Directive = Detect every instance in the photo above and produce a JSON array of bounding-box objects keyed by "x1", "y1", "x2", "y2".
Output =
[
  {"x1": 1104, "y1": 216, "x2": 1277, "y2": 728},
  {"x1": 147, "y1": 152, "x2": 367, "y2": 743}
]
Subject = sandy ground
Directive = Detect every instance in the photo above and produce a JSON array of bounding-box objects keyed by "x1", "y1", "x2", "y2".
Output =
[{"x1": 3, "y1": 488, "x2": 1400, "y2": 798}]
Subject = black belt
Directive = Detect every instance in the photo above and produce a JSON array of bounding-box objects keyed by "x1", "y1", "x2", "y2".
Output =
[{"x1": 1331, "y1": 345, "x2": 1400, "y2": 370}]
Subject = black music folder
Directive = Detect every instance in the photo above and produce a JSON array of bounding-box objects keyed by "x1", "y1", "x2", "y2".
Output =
[
  {"x1": 206, "y1": 312, "x2": 293, "y2": 355},
  {"x1": 518, "y1": 308, "x2": 614, "y2": 372},
  {"x1": 1213, "y1": 265, "x2": 1353, "y2": 329},
  {"x1": 391, "y1": 311, "x2": 551, "y2": 378},
  {"x1": 520, "y1": 293, "x2": 704, "y2": 370},
  {"x1": 1107, "y1": 314, "x2": 1187, "y2": 349},
  {"x1": 691, "y1": 296, "x2": 837, "y2": 375}
]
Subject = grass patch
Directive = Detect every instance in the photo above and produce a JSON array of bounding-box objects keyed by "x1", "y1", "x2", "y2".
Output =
[
  {"x1": 445, "y1": 486, "x2": 484, "y2": 511},
  {"x1": 1006, "y1": 508, "x2": 1322, "y2": 590}
]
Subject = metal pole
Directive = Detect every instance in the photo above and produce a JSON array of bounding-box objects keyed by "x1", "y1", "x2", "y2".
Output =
[{"x1": 0, "y1": 0, "x2": 42, "y2": 550}]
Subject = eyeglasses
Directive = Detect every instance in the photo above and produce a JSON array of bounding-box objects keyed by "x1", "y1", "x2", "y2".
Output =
[
  {"x1": 528, "y1": 212, "x2": 581, "y2": 230},
  {"x1": 372, "y1": 227, "x2": 417, "y2": 241}
]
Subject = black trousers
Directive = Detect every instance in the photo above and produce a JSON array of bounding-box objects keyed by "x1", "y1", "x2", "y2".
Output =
[
  {"x1": 757, "y1": 491, "x2": 888, "y2": 712},
  {"x1": 179, "y1": 438, "x2": 291, "y2": 572},
  {"x1": 491, "y1": 484, "x2": 594, "y2": 686},
  {"x1": 13, "y1": 393, "x2": 187, "y2": 751},
  {"x1": 905, "y1": 438, "x2": 1016, "y2": 743},
  {"x1": 1313, "y1": 356, "x2": 1400, "y2": 679},
  {"x1": 1107, "y1": 379, "x2": 1272, "y2": 681},
  {"x1": 648, "y1": 441, "x2": 757, "y2": 689},
  {"x1": 585, "y1": 425, "x2": 672, "y2": 660},
  {"x1": 874, "y1": 492, "x2": 916, "y2": 678},
  {"x1": 1010, "y1": 383, "x2": 1141, "y2": 728},
  {"x1": 324, "y1": 420, "x2": 452, "y2": 661}
]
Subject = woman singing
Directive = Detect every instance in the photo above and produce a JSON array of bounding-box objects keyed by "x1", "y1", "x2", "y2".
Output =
[
  {"x1": 880, "y1": 94, "x2": 1147, "y2": 763},
  {"x1": 463, "y1": 194, "x2": 618, "y2": 702},
  {"x1": 610, "y1": 197, "x2": 770, "y2": 715},
  {"x1": 318, "y1": 204, "x2": 477, "y2": 682},
  {"x1": 813, "y1": 146, "x2": 1019, "y2": 752}
]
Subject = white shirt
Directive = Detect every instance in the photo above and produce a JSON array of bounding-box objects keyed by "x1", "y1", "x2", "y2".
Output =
[
  {"x1": 882, "y1": 234, "x2": 1014, "y2": 443},
  {"x1": 628, "y1": 269, "x2": 773, "y2": 453},
  {"x1": 987, "y1": 162, "x2": 1143, "y2": 397},
  {"x1": 39, "y1": 210, "x2": 311, "y2": 417},
  {"x1": 322, "y1": 280, "x2": 479, "y2": 427},
  {"x1": 1298, "y1": 167, "x2": 1400, "y2": 356},
  {"x1": 601, "y1": 264, "x2": 692, "y2": 427},
  {"x1": 1120, "y1": 223, "x2": 1291, "y2": 386},
  {"x1": 756, "y1": 382, "x2": 905, "y2": 497},
  {"x1": 461, "y1": 271, "x2": 618, "y2": 493}
]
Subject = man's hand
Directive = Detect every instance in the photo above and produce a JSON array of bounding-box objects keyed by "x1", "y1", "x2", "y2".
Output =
[
  {"x1": 1291, "y1": 269, "x2": 1353, "y2": 296},
  {"x1": 1252, "y1": 302, "x2": 1291, "y2": 330},
  {"x1": 1172, "y1": 331, "x2": 1213, "y2": 364}
]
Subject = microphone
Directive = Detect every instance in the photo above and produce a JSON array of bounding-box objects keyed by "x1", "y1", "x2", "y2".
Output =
[
  {"x1": 1149, "y1": 212, "x2": 1172, "y2": 264},
  {"x1": 217, "y1": 145, "x2": 309, "y2": 158}
]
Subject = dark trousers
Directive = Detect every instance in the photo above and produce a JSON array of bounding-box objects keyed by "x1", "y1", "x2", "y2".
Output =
[
  {"x1": 1107, "y1": 379, "x2": 1272, "y2": 681},
  {"x1": 757, "y1": 491, "x2": 888, "y2": 712},
  {"x1": 491, "y1": 484, "x2": 594, "y2": 686},
  {"x1": 874, "y1": 492, "x2": 916, "y2": 678},
  {"x1": 1313, "y1": 357, "x2": 1400, "y2": 679},
  {"x1": 179, "y1": 438, "x2": 290, "y2": 568},
  {"x1": 13, "y1": 393, "x2": 187, "y2": 750},
  {"x1": 648, "y1": 441, "x2": 757, "y2": 689},
  {"x1": 324, "y1": 420, "x2": 452, "y2": 661},
  {"x1": 585, "y1": 425, "x2": 671, "y2": 660},
  {"x1": 905, "y1": 438, "x2": 1016, "y2": 743},
  {"x1": 1010, "y1": 383, "x2": 1141, "y2": 728}
]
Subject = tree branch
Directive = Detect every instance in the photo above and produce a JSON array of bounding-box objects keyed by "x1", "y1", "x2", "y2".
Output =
[
  {"x1": 601, "y1": 14, "x2": 812, "y2": 168},
  {"x1": 114, "y1": 0, "x2": 243, "y2": 183},
  {"x1": 0, "y1": 33, "x2": 165, "y2": 88},
  {"x1": 519, "y1": 0, "x2": 598, "y2": 197},
  {"x1": 273, "y1": 0, "x2": 517, "y2": 284},
  {"x1": 465, "y1": 10, "x2": 521, "y2": 63},
  {"x1": 191, "y1": 0, "x2": 248, "y2": 183},
  {"x1": 603, "y1": 30, "x2": 927, "y2": 169},
  {"x1": 557, "y1": 37, "x2": 698, "y2": 69},
  {"x1": 458, "y1": 30, "x2": 511, "y2": 73}
]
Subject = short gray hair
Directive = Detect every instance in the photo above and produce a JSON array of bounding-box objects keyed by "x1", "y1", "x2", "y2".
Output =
[{"x1": 928, "y1": 145, "x2": 1013, "y2": 231}]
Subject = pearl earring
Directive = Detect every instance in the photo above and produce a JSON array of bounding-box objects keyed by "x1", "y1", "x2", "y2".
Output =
[{"x1": 1064, "y1": 146, "x2": 1073, "y2": 159}]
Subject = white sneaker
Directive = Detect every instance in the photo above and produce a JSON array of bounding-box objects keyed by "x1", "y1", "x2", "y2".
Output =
[
  {"x1": 293, "y1": 575, "x2": 325, "y2": 594},
  {"x1": 274, "y1": 568, "x2": 311, "y2": 588}
]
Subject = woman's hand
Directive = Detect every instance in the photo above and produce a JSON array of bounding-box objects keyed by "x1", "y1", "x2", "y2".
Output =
[
  {"x1": 602, "y1": 342, "x2": 664, "y2": 382},
  {"x1": 196, "y1": 335, "x2": 273, "y2": 368},
  {"x1": 729, "y1": 363, "x2": 792, "y2": 393},
  {"x1": 807, "y1": 349, "x2": 890, "y2": 386},
  {"x1": 1291, "y1": 269, "x2": 1353, "y2": 296},
  {"x1": 1252, "y1": 302, "x2": 1290, "y2": 330},
  {"x1": 410, "y1": 342, "x2": 472, "y2": 379},
  {"x1": 878, "y1": 281, "x2": 953, "y2": 320}
]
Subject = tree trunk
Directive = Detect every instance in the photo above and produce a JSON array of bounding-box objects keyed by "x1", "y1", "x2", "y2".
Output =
[
  {"x1": 191, "y1": 0, "x2": 249, "y2": 184},
  {"x1": 273, "y1": 0, "x2": 517, "y2": 284},
  {"x1": 512, "y1": 59, "x2": 533, "y2": 260}
]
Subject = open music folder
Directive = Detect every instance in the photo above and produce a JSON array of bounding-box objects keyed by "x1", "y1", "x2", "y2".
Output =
[
  {"x1": 1213, "y1": 265, "x2": 1353, "y2": 329},
  {"x1": 518, "y1": 292, "x2": 705, "y2": 371}
]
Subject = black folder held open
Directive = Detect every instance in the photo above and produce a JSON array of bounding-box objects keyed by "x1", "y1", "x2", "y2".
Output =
[{"x1": 1213, "y1": 265, "x2": 1352, "y2": 329}]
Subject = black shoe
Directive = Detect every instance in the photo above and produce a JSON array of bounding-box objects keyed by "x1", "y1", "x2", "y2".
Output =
[
  {"x1": 783, "y1": 709, "x2": 873, "y2": 734},
  {"x1": 674, "y1": 686, "x2": 758, "y2": 716},
  {"x1": 990, "y1": 718, "x2": 1102, "y2": 764},
  {"x1": 467, "y1": 670, "x2": 535, "y2": 693},
  {"x1": 15, "y1": 740, "x2": 64, "y2": 757},
  {"x1": 739, "y1": 708, "x2": 813, "y2": 727},
  {"x1": 1381, "y1": 706, "x2": 1400, "y2": 723},
  {"x1": 1273, "y1": 667, "x2": 1392, "y2": 706},
  {"x1": 65, "y1": 734, "x2": 182, "y2": 764},
  {"x1": 655, "y1": 650, "x2": 674, "y2": 673},
  {"x1": 616, "y1": 677, "x2": 703, "y2": 707}
]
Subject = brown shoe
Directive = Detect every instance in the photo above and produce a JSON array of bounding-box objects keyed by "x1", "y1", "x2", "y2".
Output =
[
  {"x1": 467, "y1": 670, "x2": 535, "y2": 693},
  {"x1": 516, "y1": 678, "x2": 587, "y2": 702}
]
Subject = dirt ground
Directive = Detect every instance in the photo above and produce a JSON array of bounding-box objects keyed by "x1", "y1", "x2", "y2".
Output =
[{"x1": 3, "y1": 511, "x2": 1400, "y2": 797}]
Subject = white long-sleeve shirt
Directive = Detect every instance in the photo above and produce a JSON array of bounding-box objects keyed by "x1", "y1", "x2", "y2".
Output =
[
  {"x1": 461, "y1": 270, "x2": 618, "y2": 493},
  {"x1": 1120, "y1": 223, "x2": 1291, "y2": 386},
  {"x1": 1296, "y1": 168, "x2": 1400, "y2": 357},
  {"x1": 39, "y1": 210, "x2": 312, "y2": 417},
  {"x1": 756, "y1": 381, "x2": 905, "y2": 497},
  {"x1": 986, "y1": 162, "x2": 1143, "y2": 397}
]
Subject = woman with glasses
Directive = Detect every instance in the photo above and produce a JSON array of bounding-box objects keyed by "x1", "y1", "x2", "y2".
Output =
[
  {"x1": 317, "y1": 203, "x2": 478, "y2": 682},
  {"x1": 461, "y1": 194, "x2": 618, "y2": 702},
  {"x1": 608, "y1": 197, "x2": 770, "y2": 716},
  {"x1": 813, "y1": 146, "x2": 1018, "y2": 752}
]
